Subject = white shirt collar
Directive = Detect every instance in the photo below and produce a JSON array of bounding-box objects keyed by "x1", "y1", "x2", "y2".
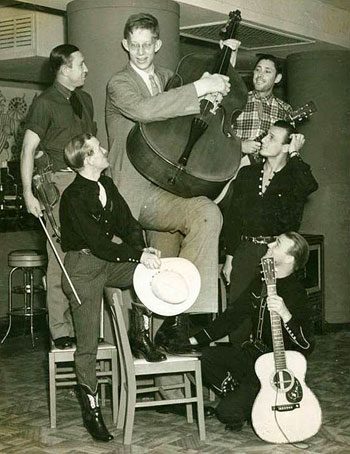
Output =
[{"x1": 130, "y1": 62, "x2": 159, "y2": 94}]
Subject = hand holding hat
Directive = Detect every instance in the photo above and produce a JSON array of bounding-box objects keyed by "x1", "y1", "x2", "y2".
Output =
[
  {"x1": 133, "y1": 257, "x2": 201, "y2": 316},
  {"x1": 140, "y1": 247, "x2": 162, "y2": 269}
]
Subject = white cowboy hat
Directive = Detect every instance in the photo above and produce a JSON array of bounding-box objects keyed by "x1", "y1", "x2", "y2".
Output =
[{"x1": 133, "y1": 257, "x2": 201, "y2": 316}]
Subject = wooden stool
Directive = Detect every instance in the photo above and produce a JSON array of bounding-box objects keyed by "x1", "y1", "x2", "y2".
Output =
[{"x1": 1, "y1": 249, "x2": 47, "y2": 347}]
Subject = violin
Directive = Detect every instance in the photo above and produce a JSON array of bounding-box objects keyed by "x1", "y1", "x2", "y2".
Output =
[{"x1": 32, "y1": 150, "x2": 61, "y2": 241}]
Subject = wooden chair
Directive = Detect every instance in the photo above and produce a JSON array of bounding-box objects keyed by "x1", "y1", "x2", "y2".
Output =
[
  {"x1": 106, "y1": 288, "x2": 206, "y2": 445},
  {"x1": 48, "y1": 302, "x2": 118, "y2": 429}
]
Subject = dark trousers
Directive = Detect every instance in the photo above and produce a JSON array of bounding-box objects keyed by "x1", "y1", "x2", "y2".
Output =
[
  {"x1": 62, "y1": 250, "x2": 136, "y2": 391},
  {"x1": 228, "y1": 241, "x2": 267, "y2": 305},
  {"x1": 201, "y1": 344, "x2": 260, "y2": 425}
]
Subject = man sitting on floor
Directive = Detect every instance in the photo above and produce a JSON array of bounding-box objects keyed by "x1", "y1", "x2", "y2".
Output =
[{"x1": 186, "y1": 232, "x2": 314, "y2": 431}]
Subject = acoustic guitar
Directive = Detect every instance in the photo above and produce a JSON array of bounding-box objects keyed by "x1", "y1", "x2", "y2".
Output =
[{"x1": 251, "y1": 256, "x2": 322, "y2": 444}]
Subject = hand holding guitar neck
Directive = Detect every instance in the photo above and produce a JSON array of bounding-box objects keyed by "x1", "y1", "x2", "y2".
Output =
[{"x1": 251, "y1": 256, "x2": 322, "y2": 444}]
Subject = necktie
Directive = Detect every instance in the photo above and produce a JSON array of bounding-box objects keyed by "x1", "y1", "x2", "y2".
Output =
[
  {"x1": 70, "y1": 91, "x2": 83, "y2": 119},
  {"x1": 149, "y1": 74, "x2": 160, "y2": 96}
]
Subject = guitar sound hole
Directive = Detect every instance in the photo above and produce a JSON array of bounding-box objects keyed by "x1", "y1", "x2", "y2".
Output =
[{"x1": 272, "y1": 370, "x2": 294, "y2": 392}]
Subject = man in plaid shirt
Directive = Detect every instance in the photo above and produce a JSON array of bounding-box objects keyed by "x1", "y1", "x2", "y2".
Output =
[{"x1": 232, "y1": 54, "x2": 292, "y2": 167}]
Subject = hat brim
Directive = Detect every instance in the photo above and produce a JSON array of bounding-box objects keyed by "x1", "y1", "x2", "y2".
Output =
[{"x1": 133, "y1": 257, "x2": 201, "y2": 316}]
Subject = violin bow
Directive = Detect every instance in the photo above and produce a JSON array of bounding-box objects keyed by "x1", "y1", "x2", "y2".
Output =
[{"x1": 38, "y1": 216, "x2": 82, "y2": 305}]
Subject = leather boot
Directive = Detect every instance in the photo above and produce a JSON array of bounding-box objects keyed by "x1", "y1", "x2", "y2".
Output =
[
  {"x1": 78, "y1": 384, "x2": 114, "y2": 442},
  {"x1": 129, "y1": 306, "x2": 166, "y2": 362},
  {"x1": 155, "y1": 314, "x2": 195, "y2": 354}
]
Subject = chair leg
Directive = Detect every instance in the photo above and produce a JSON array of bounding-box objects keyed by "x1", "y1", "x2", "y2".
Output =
[
  {"x1": 195, "y1": 362, "x2": 206, "y2": 441},
  {"x1": 49, "y1": 352, "x2": 57, "y2": 429},
  {"x1": 209, "y1": 388, "x2": 216, "y2": 401},
  {"x1": 117, "y1": 366, "x2": 127, "y2": 430},
  {"x1": 111, "y1": 350, "x2": 118, "y2": 424},
  {"x1": 99, "y1": 360, "x2": 106, "y2": 407},
  {"x1": 184, "y1": 373, "x2": 193, "y2": 423},
  {"x1": 123, "y1": 382, "x2": 137, "y2": 445}
]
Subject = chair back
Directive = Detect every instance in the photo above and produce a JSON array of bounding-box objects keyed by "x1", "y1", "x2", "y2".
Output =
[{"x1": 109, "y1": 290, "x2": 137, "y2": 391}]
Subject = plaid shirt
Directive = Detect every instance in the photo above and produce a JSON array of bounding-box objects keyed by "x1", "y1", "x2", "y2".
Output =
[{"x1": 232, "y1": 91, "x2": 292, "y2": 141}]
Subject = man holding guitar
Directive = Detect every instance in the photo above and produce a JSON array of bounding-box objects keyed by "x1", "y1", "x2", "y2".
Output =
[
  {"x1": 106, "y1": 12, "x2": 239, "y2": 352},
  {"x1": 186, "y1": 232, "x2": 314, "y2": 433},
  {"x1": 222, "y1": 120, "x2": 318, "y2": 307},
  {"x1": 232, "y1": 54, "x2": 292, "y2": 168}
]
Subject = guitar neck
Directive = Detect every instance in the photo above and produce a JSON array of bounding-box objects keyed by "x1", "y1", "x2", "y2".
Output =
[{"x1": 266, "y1": 284, "x2": 287, "y2": 370}]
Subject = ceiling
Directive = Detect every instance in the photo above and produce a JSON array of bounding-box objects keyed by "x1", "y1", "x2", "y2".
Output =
[
  {"x1": 0, "y1": 0, "x2": 348, "y2": 83},
  {"x1": 318, "y1": 0, "x2": 350, "y2": 11}
]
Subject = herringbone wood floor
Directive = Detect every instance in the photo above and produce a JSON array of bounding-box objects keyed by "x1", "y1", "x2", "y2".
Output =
[{"x1": 0, "y1": 329, "x2": 349, "y2": 453}]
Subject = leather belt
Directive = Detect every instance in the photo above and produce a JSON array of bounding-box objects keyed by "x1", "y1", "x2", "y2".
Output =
[{"x1": 241, "y1": 235, "x2": 276, "y2": 245}]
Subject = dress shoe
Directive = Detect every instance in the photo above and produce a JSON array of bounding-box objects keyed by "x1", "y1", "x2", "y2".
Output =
[
  {"x1": 225, "y1": 421, "x2": 244, "y2": 432},
  {"x1": 204, "y1": 405, "x2": 217, "y2": 418},
  {"x1": 54, "y1": 336, "x2": 73, "y2": 349}
]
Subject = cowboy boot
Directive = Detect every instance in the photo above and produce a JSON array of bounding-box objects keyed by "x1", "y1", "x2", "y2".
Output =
[
  {"x1": 129, "y1": 306, "x2": 166, "y2": 362},
  {"x1": 155, "y1": 314, "x2": 198, "y2": 355},
  {"x1": 78, "y1": 384, "x2": 114, "y2": 442}
]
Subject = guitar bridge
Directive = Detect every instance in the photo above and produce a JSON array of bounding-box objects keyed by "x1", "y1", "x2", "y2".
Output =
[{"x1": 271, "y1": 403, "x2": 300, "y2": 412}]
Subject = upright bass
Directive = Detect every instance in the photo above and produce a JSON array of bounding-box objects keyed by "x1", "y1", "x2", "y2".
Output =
[{"x1": 127, "y1": 10, "x2": 247, "y2": 200}]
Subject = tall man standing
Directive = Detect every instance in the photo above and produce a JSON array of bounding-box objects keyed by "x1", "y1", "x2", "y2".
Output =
[
  {"x1": 21, "y1": 44, "x2": 97, "y2": 349},
  {"x1": 106, "y1": 13, "x2": 237, "y2": 352}
]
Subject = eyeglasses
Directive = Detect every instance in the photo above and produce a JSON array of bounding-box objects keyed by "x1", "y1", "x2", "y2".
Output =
[{"x1": 128, "y1": 41, "x2": 156, "y2": 53}]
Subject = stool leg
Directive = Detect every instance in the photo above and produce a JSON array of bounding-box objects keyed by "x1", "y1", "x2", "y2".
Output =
[
  {"x1": 1, "y1": 267, "x2": 17, "y2": 344},
  {"x1": 29, "y1": 268, "x2": 35, "y2": 347},
  {"x1": 49, "y1": 352, "x2": 57, "y2": 428}
]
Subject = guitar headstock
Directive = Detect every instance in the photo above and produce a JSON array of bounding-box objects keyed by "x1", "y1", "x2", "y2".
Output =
[
  {"x1": 220, "y1": 10, "x2": 242, "y2": 38},
  {"x1": 290, "y1": 101, "x2": 317, "y2": 123},
  {"x1": 261, "y1": 257, "x2": 276, "y2": 286}
]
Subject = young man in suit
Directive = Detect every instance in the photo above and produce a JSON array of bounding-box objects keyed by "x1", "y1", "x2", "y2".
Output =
[{"x1": 105, "y1": 13, "x2": 239, "y2": 352}]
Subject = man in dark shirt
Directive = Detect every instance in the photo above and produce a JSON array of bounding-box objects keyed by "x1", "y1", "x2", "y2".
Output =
[
  {"x1": 189, "y1": 232, "x2": 313, "y2": 431},
  {"x1": 222, "y1": 120, "x2": 318, "y2": 304},
  {"x1": 21, "y1": 44, "x2": 97, "y2": 349},
  {"x1": 60, "y1": 132, "x2": 164, "y2": 442}
]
